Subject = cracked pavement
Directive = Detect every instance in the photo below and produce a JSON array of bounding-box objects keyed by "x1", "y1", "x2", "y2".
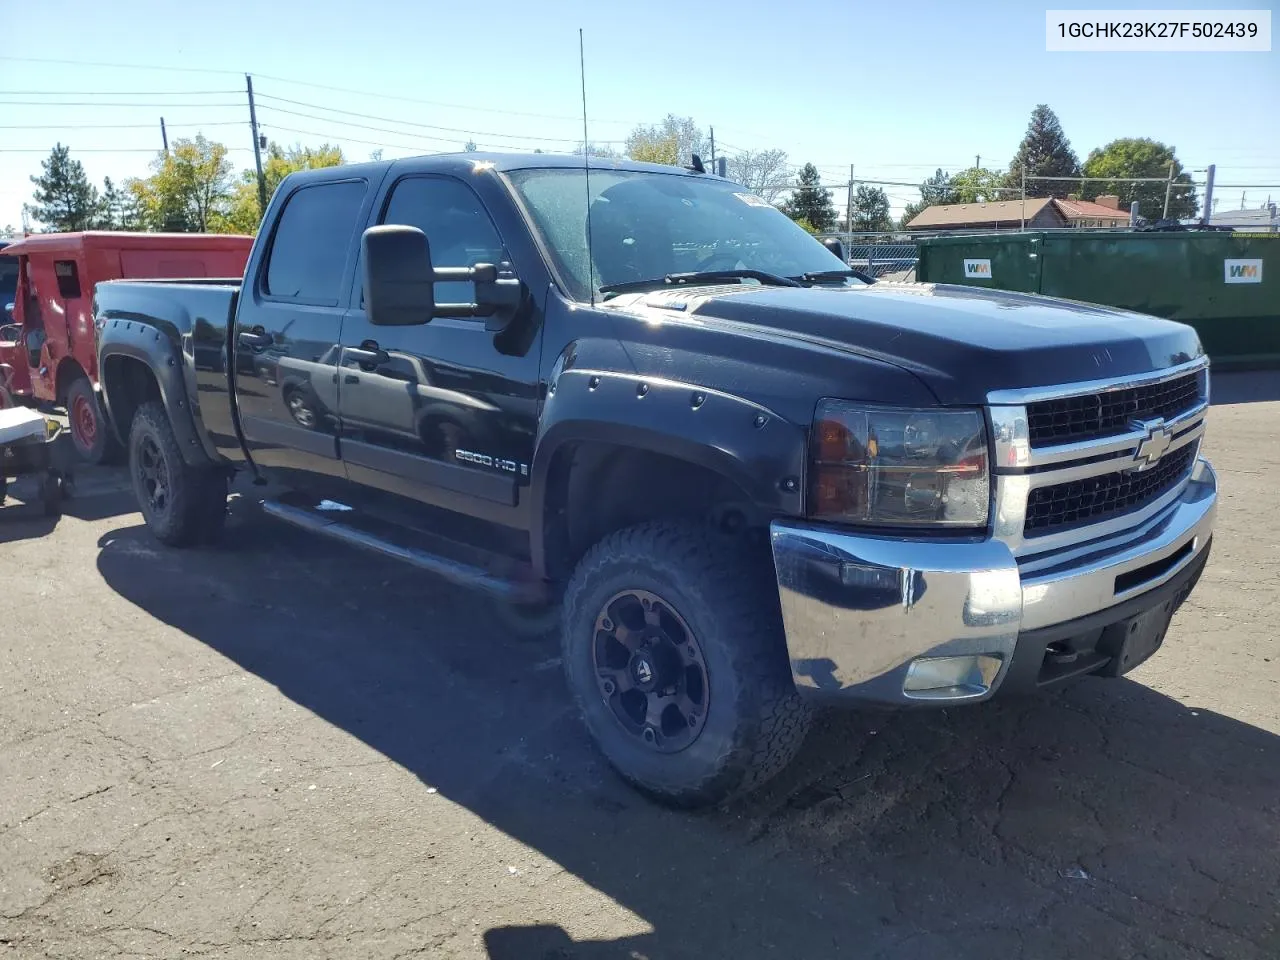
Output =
[{"x1": 1, "y1": 372, "x2": 1276, "y2": 959}]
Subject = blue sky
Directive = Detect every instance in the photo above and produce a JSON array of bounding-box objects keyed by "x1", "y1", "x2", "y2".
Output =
[{"x1": 2, "y1": 0, "x2": 1277, "y2": 229}]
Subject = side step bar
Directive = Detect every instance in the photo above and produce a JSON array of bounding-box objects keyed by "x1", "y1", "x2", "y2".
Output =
[{"x1": 261, "y1": 498, "x2": 546, "y2": 604}]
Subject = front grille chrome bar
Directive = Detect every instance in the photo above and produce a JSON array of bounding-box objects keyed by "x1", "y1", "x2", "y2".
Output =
[{"x1": 987, "y1": 360, "x2": 1209, "y2": 558}]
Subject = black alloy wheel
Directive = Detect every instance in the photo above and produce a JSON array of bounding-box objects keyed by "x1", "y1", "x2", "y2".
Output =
[{"x1": 591, "y1": 589, "x2": 710, "y2": 753}]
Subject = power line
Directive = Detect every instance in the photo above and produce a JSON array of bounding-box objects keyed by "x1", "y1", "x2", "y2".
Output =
[
  {"x1": 0, "y1": 146, "x2": 254, "y2": 154},
  {"x1": 250, "y1": 94, "x2": 619, "y2": 144},
  {"x1": 2, "y1": 89, "x2": 239, "y2": 96},
  {"x1": 0, "y1": 99, "x2": 243, "y2": 108},
  {"x1": 0, "y1": 55, "x2": 638, "y2": 125},
  {"x1": 0, "y1": 55, "x2": 242, "y2": 76},
  {"x1": 0, "y1": 121, "x2": 245, "y2": 130}
]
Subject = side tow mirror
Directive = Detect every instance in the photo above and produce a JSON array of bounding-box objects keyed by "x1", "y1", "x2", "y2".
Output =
[
  {"x1": 821, "y1": 237, "x2": 847, "y2": 263},
  {"x1": 363, "y1": 224, "x2": 436, "y2": 327}
]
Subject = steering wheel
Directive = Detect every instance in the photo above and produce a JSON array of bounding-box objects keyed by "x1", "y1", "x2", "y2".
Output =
[{"x1": 696, "y1": 252, "x2": 746, "y2": 273}]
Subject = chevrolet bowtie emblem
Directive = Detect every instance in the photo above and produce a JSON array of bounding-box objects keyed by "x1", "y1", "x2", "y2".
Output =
[{"x1": 1133, "y1": 419, "x2": 1173, "y2": 469}]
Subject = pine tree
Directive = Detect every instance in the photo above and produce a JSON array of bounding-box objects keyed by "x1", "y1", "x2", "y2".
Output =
[
  {"x1": 25, "y1": 143, "x2": 100, "y2": 231},
  {"x1": 96, "y1": 177, "x2": 128, "y2": 229},
  {"x1": 851, "y1": 186, "x2": 892, "y2": 232},
  {"x1": 783, "y1": 164, "x2": 837, "y2": 232},
  {"x1": 1005, "y1": 105, "x2": 1081, "y2": 199}
]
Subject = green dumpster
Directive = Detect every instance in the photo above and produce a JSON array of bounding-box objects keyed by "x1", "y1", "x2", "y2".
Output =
[{"x1": 915, "y1": 230, "x2": 1279, "y2": 368}]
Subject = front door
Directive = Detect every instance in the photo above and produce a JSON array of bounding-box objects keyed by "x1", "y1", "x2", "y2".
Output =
[
  {"x1": 234, "y1": 178, "x2": 370, "y2": 485},
  {"x1": 337, "y1": 174, "x2": 541, "y2": 528}
]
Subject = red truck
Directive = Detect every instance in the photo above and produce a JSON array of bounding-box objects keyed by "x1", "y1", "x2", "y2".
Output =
[{"x1": 1, "y1": 232, "x2": 253, "y2": 460}]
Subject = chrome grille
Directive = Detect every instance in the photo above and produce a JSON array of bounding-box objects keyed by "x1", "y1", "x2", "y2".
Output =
[
  {"x1": 1024, "y1": 443, "x2": 1196, "y2": 537},
  {"x1": 988, "y1": 358, "x2": 1209, "y2": 558},
  {"x1": 1026, "y1": 371, "x2": 1202, "y2": 447}
]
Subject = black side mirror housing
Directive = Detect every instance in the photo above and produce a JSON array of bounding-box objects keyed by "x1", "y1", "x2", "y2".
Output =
[
  {"x1": 363, "y1": 225, "x2": 435, "y2": 327},
  {"x1": 822, "y1": 237, "x2": 846, "y2": 263},
  {"x1": 362, "y1": 225, "x2": 525, "y2": 330}
]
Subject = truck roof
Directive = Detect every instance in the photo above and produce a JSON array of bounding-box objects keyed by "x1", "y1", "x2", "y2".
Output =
[
  {"x1": 283, "y1": 151, "x2": 733, "y2": 188},
  {"x1": 1, "y1": 231, "x2": 255, "y2": 258}
]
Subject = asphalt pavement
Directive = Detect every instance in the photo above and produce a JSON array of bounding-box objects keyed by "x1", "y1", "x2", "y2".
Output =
[{"x1": 0, "y1": 372, "x2": 1276, "y2": 959}]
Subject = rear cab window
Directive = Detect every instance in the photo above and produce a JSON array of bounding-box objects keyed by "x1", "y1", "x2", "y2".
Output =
[{"x1": 263, "y1": 179, "x2": 368, "y2": 305}]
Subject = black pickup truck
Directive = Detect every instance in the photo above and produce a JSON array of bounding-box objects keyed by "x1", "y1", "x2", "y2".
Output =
[{"x1": 95, "y1": 153, "x2": 1217, "y2": 807}]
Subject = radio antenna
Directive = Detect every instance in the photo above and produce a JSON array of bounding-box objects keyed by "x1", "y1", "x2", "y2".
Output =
[{"x1": 579, "y1": 27, "x2": 596, "y2": 306}]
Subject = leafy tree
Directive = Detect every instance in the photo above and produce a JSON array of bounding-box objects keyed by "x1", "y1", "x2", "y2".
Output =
[
  {"x1": 851, "y1": 185, "x2": 892, "y2": 232},
  {"x1": 782, "y1": 164, "x2": 837, "y2": 233},
  {"x1": 573, "y1": 141, "x2": 619, "y2": 158},
  {"x1": 463, "y1": 139, "x2": 478, "y2": 152},
  {"x1": 222, "y1": 141, "x2": 346, "y2": 234},
  {"x1": 920, "y1": 168, "x2": 956, "y2": 205},
  {"x1": 131, "y1": 135, "x2": 234, "y2": 232},
  {"x1": 25, "y1": 143, "x2": 99, "y2": 231},
  {"x1": 950, "y1": 166, "x2": 1007, "y2": 204},
  {"x1": 625, "y1": 115, "x2": 707, "y2": 167},
  {"x1": 900, "y1": 169, "x2": 958, "y2": 229},
  {"x1": 792, "y1": 218, "x2": 819, "y2": 235},
  {"x1": 1081, "y1": 138, "x2": 1198, "y2": 220},
  {"x1": 1005, "y1": 104, "x2": 1081, "y2": 198},
  {"x1": 725, "y1": 149, "x2": 790, "y2": 203}
]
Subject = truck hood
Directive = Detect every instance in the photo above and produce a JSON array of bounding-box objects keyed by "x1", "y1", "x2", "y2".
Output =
[{"x1": 620, "y1": 282, "x2": 1204, "y2": 405}]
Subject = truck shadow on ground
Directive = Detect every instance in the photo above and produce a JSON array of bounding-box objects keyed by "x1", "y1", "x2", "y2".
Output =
[{"x1": 94, "y1": 505, "x2": 1280, "y2": 960}]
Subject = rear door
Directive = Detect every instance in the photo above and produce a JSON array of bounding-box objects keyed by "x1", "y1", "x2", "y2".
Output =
[{"x1": 234, "y1": 177, "x2": 372, "y2": 485}]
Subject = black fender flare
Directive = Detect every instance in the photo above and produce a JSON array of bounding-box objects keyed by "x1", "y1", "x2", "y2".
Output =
[
  {"x1": 529, "y1": 364, "x2": 808, "y2": 578},
  {"x1": 97, "y1": 315, "x2": 220, "y2": 468}
]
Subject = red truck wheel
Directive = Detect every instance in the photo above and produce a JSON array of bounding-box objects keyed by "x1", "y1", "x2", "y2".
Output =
[{"x1": 66, "y1": 377, "x2": 118, "y2": 465}]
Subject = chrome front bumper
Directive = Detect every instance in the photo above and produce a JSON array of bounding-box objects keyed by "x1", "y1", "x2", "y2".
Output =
[{"x1": 770, "y1": 457, "x2": 1217, "y2": 706}]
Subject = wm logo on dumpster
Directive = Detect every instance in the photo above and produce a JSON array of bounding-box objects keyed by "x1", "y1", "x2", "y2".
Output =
[
  {"x1": 963, "y1": 258, "x2": 992, "y2": 279},
  {"x1": 1224, "y1": 259, "x2": 1263, "y2": 284}
]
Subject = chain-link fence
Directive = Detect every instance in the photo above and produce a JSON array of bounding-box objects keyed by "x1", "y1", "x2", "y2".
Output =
[{"x1": 819, "y1": 233, "x2": 920, "y2": 280}]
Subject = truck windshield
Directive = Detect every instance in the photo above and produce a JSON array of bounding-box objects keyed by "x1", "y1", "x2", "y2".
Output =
[{"x1": 506, "y1": 168, "x2": 861, "y2": 301}]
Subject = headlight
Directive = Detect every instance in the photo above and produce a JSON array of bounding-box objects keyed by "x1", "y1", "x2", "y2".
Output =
[{"x1": 809, "y1": 401, "x2": 989, "y2": 527}]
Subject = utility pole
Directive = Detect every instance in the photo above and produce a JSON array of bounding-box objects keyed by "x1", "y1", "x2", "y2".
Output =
[
  {"x1": 1021, "y1": 167, "x2": 1026, "y2": 231},
  {"x1": 246, "y1": 74, "x2": 268, "y2": 215},
  {"x1": 1201, "y1": 164, "x2": 1215, "y2": 225},
  {"x1": 160, "y1": 117, "x2": 169, "y2": 154},
  {"x1": 1161, "y1": 161, "x2": 1175, "y2": 220},
  {"x1": 709, "y1": 127, "x2": 715, "y2": 168},
  {"x1": 847, "y1": 164, "x2": 854, "y2": 235},
  {"x1": 975, "y1": 154, "x2": 980, "y2": 170}
]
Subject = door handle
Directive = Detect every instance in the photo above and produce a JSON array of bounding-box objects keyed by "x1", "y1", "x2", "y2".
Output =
[
  {"x1": 345, "y1": 341, "x2": 390, "y2": 367},
  {"x1": 239, "y1": 328, "x2": 272, "y2": 348},
  {"x1": 344, "y1": 375, "x2": 359, "y2": 384}
]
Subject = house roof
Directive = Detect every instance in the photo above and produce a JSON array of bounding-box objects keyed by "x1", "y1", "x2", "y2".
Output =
[
  {"x1": 905, "y1": 197, "x2": 1055, "y2": 229},
  {"x1": 1053, "y1": 198, "x2": 1130, "y2": 221}
]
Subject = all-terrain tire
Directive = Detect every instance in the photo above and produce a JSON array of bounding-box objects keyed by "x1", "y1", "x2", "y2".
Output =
[
  {"x1": 128, "y1": 400, "x2": 227, "y2": 547},
  {"x1": 66, "y1": 376, "x2": 120, "y2": 465},
  {"x1": 561, "y1": 521, "x2": 811, "y2": 808}
]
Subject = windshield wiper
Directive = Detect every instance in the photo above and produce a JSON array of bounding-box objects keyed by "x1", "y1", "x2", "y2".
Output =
[
  {"x1": 792, "y1": 268, "x2": 876, "y2": 284},
  {"x1": 599, "y1": 269, "x2": 802, "y2": 298}
]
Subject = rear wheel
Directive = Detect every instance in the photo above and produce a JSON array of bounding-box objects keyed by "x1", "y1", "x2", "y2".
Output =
[
  {"x1": 561, "y1": 521, "x2": 810, "y2": 808},
  {"x1": 66, "y1": 376, "x2": 119, "y2": 465},
  {"x1": 129, "y1": 401, "x2": 227, "y2": 547}
]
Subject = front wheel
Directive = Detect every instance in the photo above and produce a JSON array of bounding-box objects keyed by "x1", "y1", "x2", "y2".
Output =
[
  {"x1": 561, "y1": 521, "x2": 810, "y2": 808},
  {"x1": 129, "y1": 401, "x2": 227, "y2": 547}
]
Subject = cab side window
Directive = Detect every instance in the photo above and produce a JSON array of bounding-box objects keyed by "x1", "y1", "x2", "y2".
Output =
[
  {"x1": 380, "y1": 177, "x2": 508, "y2": 305},
  {"x1": 264, "y1": 180, "x2": 367, "y2": 304}
]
